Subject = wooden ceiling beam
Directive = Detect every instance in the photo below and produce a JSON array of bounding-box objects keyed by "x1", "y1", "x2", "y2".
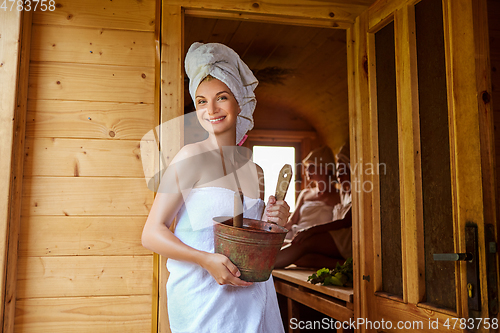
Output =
[
  {"x1": 164, "y1": 0, "x2": 375, "y2": 28},
  {"x1": 184, "y1": 8, "x2": 351, "y2": 29}
]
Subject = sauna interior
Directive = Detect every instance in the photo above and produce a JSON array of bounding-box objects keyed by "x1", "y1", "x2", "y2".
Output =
[{"x1": 1, "y1": 0, "x2": 500, "y2": 332}]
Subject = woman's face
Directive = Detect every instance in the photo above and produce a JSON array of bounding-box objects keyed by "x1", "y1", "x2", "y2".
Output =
[
  {"x1": 195, "y1": 78, "x2": 240, "y2": 136},
  {"x1": 305, "y1": 164, "x2": 329, "y2": 182}
]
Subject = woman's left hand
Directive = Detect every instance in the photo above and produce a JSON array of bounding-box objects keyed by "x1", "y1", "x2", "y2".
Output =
[{"x1": 263, "y1": 195, "x2": 290, "y2": 227}]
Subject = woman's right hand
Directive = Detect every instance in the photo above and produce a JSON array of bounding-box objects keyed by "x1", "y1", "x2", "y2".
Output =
[{"x1": 199, "y1": 252, "x2": 253, "y2": 287}]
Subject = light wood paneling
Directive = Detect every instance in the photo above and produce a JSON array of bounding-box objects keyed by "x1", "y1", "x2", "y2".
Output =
[
  {"x1": 31, "y1": 25, "x2": 155, "y2": 67},
  {"x1": 14, "y1": 295, "x2": 151, "y2": 333},
  {"x1": 28, "y1": 63, "x2": 155, "y2": 104},
  {"x1": 21, "y1": 177, "x2": 153, "y2": 216},
  {"x1": 33, "y1": 0, "x2": 156, "y2": 31},
  {"x1": 17, "y1": 256, "x2": 152, "y2": 298},
  {"x1": 19, "y1": 216, "x2": 149, "y2": 256},
  {"x1": 26, "y1": 100, "x2": 154, "y2": 140},
  {"x1": 13, "y1": 0, "x2": 158, "y2": 332},
  {"x1": 24, "y1": 138, "x2": 144, "y2": 177}
]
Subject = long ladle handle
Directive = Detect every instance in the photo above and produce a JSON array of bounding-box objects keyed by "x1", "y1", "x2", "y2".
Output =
[
  {"x1": 219, "y1": 147, "x2": 244, "y2": 228},
  {"x1": 275, "y1": 164, "x2": 293, "y2": 201}
]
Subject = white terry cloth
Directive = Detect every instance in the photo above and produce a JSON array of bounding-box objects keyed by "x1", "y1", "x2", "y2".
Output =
[
  {"x1": 287, "y1": 200, "x2": 335, "y2": 240},
  {"x1": 166, "y1": 187, "x2": 284, "y2": 333},
  {"x1": 184, "y1": 42, "x2": 258, "y2": 144}
]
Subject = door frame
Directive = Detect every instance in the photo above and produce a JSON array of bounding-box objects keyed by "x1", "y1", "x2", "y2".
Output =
[
  {"x1": 157, "y1": 1, "x2": 369, "y2": 332},
  {"x1": 1, "y1": 9, "x2": 32, "y2": 332}
]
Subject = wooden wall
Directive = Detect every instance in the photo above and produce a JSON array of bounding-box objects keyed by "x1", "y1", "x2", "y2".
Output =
[
  {"x1": 490, "y1": 0, "x2": 500, "y2": 232},
  {"x1": 15, "y1": 0, "x2": 156, "y2": 331}
]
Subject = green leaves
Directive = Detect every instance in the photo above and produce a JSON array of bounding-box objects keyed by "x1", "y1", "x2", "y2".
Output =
[{"x1": 307, "y1": 258, "x2": 353, "y2": 287}]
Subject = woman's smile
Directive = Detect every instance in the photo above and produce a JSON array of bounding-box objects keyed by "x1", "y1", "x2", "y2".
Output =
[{"x1": 207, "y1": 115, "x2": 227, "y2": 123}]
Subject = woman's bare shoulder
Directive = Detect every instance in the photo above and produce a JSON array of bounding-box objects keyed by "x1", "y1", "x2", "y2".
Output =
[
  {"x1": 171, "y1": 142, "x2": 206, "y2": 163},
  {"x1": 300, "y1": 188, "x2": 316, "y2": 200}
]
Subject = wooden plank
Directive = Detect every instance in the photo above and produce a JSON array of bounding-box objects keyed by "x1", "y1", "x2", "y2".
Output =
[
  {"x1": 2, "y1": 9, "x2": 33, "y2": 333},
  {"x1": 272, "y1": 270, "x2": 353, "y2": 302},
  {"x1": 152, "y1": 0, "x2": 162, "y2": 331},
  {"x1": 21, "y1": 177, "x2": 153, "y2": 216},
  {"x1": 394, "y1": 6, "x2": 425, "y2": 305},
  {"x1": 368, "y1": 0, "x2": 404, "y2": 31},
  {"x1": 24, "y1": 138, "x2": 145, "y2": 177},
  {"x1": 346, "y1": 24, "x2": 359, "y2": 323},
  {"x1": 30, "y1": 25, "x2": 155, "y2": 67},
  {"x1": 287, "y1": 298, "x2": 300, "y2": 333},
  {"x1": 0, "y1": 9, "x2": 23, "y2": 330},
  {"x1": 166, "y1": 0, "x2": 370, "y2": 24},
  {"x1": 159, "y1": 6, "x2": 184, "y2": 333},
  {"x1": 348, "y1": 9, "x2": 375, "y2": 324},
  {"x1": 14, "y1": 295, "x2": 151, "y2": 333},
  {"x1": 26, "y1": 100, "x2": 154, "y2": 140},
  {"x1": 185, "y1": 8, "x2": 349, "y2": 29},
  {"x1": 375, "y1": 296, "x2": 462, "y2": 332},
  {"x1": 16, "y1": 256, "x2": 152, "y2": 298},
  {"x1": 473, "y1": 0, "x2": 500, "y2": 318},
  {"x1": 366, "y1": 17, "x2": 381, "y2": 294},
  {"x1": 32, "y1": 0, "x2": 156, "y2": 32},
  {"x1": 443, "y1": 0, "x2": 488, "y2": 319},
  {"x1": 19, "y1": 216, "x2": 149, "y2": 256},
  {"x1": 274, "y1": 280, "x2": 354, "y2": 323},
  {"x1": 28, "y1": 62, "x2": 155, "y2": 104}
]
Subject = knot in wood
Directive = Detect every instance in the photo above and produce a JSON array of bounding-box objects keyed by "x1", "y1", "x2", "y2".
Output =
[{"x1": 481, "y1": 91, "x2": 491, "y2": 104}]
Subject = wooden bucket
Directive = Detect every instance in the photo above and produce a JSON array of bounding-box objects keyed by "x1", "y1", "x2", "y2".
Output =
[{"x1": 213, "y1": 216, "x2": 288, "y2": 282}]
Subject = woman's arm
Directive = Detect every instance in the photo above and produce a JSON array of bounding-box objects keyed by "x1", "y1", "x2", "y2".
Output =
[
  {"x1": 141, "y1": 146, "x2": 252, "y2": 286},
  {"x1": 291, "y1": 210, "x2": 352, "y2": 245}
]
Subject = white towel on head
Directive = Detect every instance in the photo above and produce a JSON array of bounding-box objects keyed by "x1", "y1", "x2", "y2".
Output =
[{"x1": 185, "y1": 42, "x2": 258, "y2": 144}]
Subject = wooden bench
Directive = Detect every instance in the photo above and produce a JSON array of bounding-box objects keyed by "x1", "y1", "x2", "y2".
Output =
[{"x1": 273, "y1": 268, "x2": 354, "y2": 332}]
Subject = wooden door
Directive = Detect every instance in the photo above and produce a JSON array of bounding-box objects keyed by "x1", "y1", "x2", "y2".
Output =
[{"x1": 349, "y1": 0, "x2": 498, "y2": 331}]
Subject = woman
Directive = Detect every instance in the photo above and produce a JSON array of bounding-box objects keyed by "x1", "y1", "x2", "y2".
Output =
[
  {"x1": 283, "y1": 146, "x2": 339, "y2": 240},
  {"x1": 275, "y1": 143, "x2": 352, "y2": 269},
  {"x1": 142, "y1": 43, "x2": 290, "y2": 333}
]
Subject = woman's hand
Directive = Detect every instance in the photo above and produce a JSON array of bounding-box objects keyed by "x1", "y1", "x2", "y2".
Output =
[
  {"x1": 263, "y1": 195, "x2": 291, "y2": 227},
  {"x1": 199, "y1": 252, "x2": 253, "y2": 287}
]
